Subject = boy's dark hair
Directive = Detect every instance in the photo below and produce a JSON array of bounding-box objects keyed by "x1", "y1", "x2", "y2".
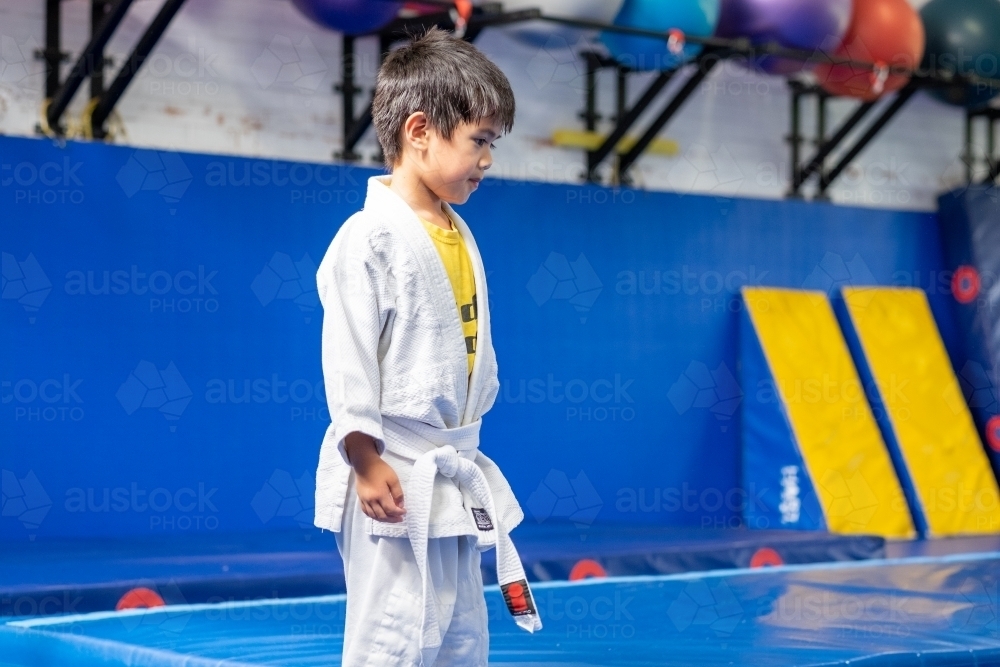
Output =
[{"x1": 372, "y1": 26, "x2": 515, "y2": 170}]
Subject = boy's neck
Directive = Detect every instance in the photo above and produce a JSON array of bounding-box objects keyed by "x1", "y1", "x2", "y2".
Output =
[{"x1": 387, "y1": 167, "x2": 452, "y2": 230}]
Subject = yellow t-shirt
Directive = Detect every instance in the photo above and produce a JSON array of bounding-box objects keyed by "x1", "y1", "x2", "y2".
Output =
[{"x1": 419, "y1": 215, "x2": 478, "y2": 376}]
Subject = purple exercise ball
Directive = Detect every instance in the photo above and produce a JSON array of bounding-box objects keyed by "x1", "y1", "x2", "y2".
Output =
[
  {"x1": 291, "y1": 0, "x2": 403, "y2": 35},
  {"x1": 715, "y1": 0, "x2": 852, "y2": 75}
]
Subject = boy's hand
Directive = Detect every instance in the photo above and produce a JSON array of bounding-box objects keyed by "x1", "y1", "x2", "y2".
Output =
[{"x1": 344, "y1": 431, "x2": 406, "y2": 523}]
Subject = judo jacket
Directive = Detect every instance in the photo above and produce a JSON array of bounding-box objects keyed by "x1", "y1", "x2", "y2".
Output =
[{"x1": 313, "y1": 174, "x2": 524, "y2": 542}]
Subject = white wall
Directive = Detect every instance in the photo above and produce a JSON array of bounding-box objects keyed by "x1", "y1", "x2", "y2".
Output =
[{"x1": 0, "y1": 0, "x2": 986, "y2": 211}]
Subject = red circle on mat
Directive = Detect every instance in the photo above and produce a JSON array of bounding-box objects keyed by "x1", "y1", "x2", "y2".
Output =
[
  {"x1": 986, "y1": 416, "x2": 1000, "y2": 453},
  {"x1": 116, "y1": 587, "x2": 166, "y2": 610},
  {"x1": 569, "y1": 559, "x2": 607, "y2": 581},
  {"x1": 952, "y1": 266, "x2": 981, "y2": 304},
  {"x1": 750, "y1": 547, "x2": 784, "y2": 568}
]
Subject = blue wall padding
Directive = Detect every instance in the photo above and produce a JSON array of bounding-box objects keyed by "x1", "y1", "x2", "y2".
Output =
[
  {"x1": 739, "y1": 306, "x2": 825, "y2": 531},
  {"x1": 938, "y1": 186, "x2": 1000, "y2": 473},
  {"x1": 0, "y1": 135, "x2": 957, "y2": 541}
]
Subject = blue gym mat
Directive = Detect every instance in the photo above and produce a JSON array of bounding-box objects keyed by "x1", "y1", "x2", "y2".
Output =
[
  {"x1": 0, "y1": 524, "x2": 885, "y2": 617},
  {"x1": 3, "y1": 552, "x2": 999, "y2": 666}
]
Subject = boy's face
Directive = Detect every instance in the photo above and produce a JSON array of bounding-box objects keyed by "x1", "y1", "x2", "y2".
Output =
[{"x1": 419, "y1": 117, "x2": 502, "y2": 205}]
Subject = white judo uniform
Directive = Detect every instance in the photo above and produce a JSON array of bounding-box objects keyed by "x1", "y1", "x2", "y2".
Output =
[{"x1": 314, "y1": 174, "x2": 542, "y2": 667}]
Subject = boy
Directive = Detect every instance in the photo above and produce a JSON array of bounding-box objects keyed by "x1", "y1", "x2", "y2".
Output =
[{"x1": 314, "y1": 26, "x2": 541, "y2": 667}]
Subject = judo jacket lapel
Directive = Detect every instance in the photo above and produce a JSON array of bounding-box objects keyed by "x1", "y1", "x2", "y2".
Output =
[{"x1": 367, "y1": 175, "x2": 494, "y2": 425}]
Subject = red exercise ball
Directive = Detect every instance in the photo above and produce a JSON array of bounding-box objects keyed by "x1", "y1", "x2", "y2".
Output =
[{"x1": 813, "y1": 0, "x2": 925, "y2": 100}]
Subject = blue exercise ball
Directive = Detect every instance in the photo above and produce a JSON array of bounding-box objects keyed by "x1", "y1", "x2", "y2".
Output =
[
  {"x1": 600, "y1": 0, "x2": 722, "y2": 71},
  {"x1": 920, "y1": 0, "x2": 1000, "y2": 108},
  {"x1": 715, "y1": 0, "x2": 852, "y2": 75},
  {"x1": 291, "y1": 0, "x2": 403, "y2": 35}
]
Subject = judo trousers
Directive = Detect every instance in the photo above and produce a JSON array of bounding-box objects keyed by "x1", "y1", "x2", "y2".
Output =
[{"x1": 334, "y1": 471, "x2": 490, "y2": 667}]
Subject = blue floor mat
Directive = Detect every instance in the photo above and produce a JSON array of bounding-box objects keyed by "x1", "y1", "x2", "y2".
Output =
[{"x1": 3, "y1": 552, "x2": 1000, "y2": 666}]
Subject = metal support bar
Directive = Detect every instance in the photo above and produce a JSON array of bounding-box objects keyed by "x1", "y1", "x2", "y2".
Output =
[
  {"x1": 791, "y1": 98, "x2": 877, "y2": 193},
  {"x1": 818, "y1": 82, "x2": 919, "y2": 194},
  {"x1": 617, "y1": 53, "x2": 720, "y2": 181},
  {"x1": 89, "y1": 0, "x2": 112, "y2": 100},
  {"x1": 90, "y1": 0, "x2": 187, "y2": 138},
  {"x1": 615, "y1": 66, "x2": 627, "y2": 125},
  {"x1": 40, "y1": 0, "x2": 64, "y2": 99},
  {"x1": 787, "y1": 81, "x2": 804, "y2": 197},
  {"x1": 585, "y1": 70, "x2": 674, "y2": 182},
  {"x1": 46, "y1": 0, "x2": 135, "y2": 134},
  {"x1": 334, "y1": 35, "x2": 362, "y2": 161},
  {"x1": 579, "y1": 52, "x2": 601, "y2": 131}
]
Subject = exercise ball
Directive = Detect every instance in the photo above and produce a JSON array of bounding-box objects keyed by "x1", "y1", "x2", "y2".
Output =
[
  {"x1": 920, "y1": 0, "x2": 1000, "y2": 108},
  {"x1": 715, "y1": 0, "x2": 852, "y2": 75},
  {"x1": 813, "y1": 0, "x2": 924, "y2": 101},
  {"x1": 291, "y1": 0, "x2": 402, "y2": 35},
  {"x1": 501, "y1": 0, "x2": 625, "y2": 48},
  {"x1": 600, "y1": 0, "x2": 722, "y2": 71}
]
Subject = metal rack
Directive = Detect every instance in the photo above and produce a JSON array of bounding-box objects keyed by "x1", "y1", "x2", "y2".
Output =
[
  {"x1": 38, "y1": 0, "x2": 187, "y2": 139},
  {"x1": 36, "y1": 0, "x2": 1000, "y2": 195}
]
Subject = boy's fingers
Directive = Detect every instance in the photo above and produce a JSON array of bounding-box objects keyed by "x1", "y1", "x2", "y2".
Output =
[
  {"x1": 369, "y1": 499, "x2": 388, "y2": 520},
  {"x1": 388, "y1": 479, "x2": 405, "y2": 509},
  {"x1": 374, "y1": 499, "x2": 403, "y2": 522}
]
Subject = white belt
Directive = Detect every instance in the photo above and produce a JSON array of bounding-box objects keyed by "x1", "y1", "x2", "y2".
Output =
[{"x1": 381, "y1": 416, "x2": 542, "y2": 666}]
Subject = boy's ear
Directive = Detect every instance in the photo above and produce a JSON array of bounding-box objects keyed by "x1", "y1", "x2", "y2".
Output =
[{"x1": 402, "y1": 111, "x2": 431, "y2": 153}]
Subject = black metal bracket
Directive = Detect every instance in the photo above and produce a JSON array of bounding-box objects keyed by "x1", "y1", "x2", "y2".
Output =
[
  {"x1": 786, "y1": 82, "x2": 917, "y2": 199},
  {"x1": 90, "y1": 0, "x2": 188, "y2": 138},
  {"x1": 616, "y1": 52, "x2": 720, "y2": 184},
  {"x1": 44, "y1": 0, "x2": 135, "y2": 135},
  {"x1": 817, "y1": 82, "x2": 918, "y2": 196},
  {"x1": 333, "y1": 3, "x2": 535, "y2": 164},
  {"x1": 41, "y1": 0, "x2": 187, "y2": 139},
  {"x1": 965, "y1": 107, "x2": 1000, "y2": 185},
  {"x1": 580, "y1": 50, "x2": 720, "y2": 186},
  {"x1": 583, "y1": 70, "x2": 673, "y2": 184},
  {"x1": 35, "y1": 0, "x2": 69, "y2": 100}
]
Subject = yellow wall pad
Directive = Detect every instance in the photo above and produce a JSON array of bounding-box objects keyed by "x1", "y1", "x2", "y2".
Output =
[
  {"x1": 842, "y1": 287, "x2": 1000, "y2": 536},
  {"x1": 744, "y1": 287, "x2": 915, "y2": 538}
]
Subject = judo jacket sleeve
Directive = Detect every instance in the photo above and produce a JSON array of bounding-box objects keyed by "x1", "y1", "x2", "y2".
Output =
[{"x1": 318, "y1": 221, "x2": 395, "y2": 467}]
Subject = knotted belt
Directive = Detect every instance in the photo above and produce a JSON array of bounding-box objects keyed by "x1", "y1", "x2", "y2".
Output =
[{"x1": 381, "y1": 416, "x2": 542, "y2": 666}]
